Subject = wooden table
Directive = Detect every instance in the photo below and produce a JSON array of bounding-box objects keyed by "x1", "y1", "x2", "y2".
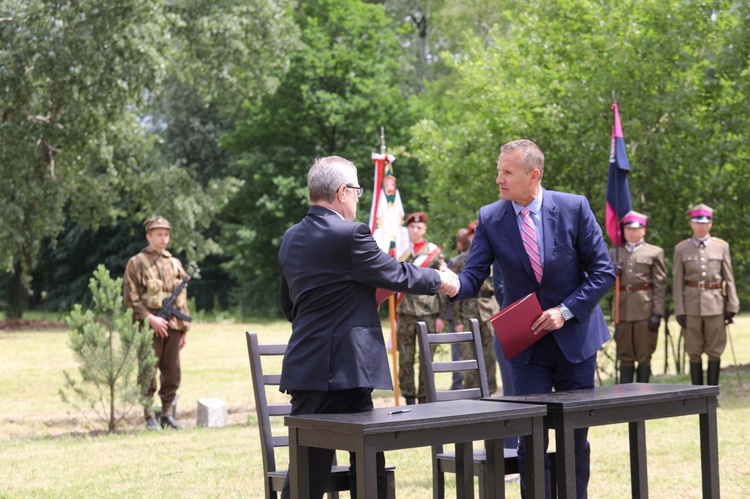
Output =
[
  {"x1": 484, "y1": 383, "x2": 720, "y2": 498},
  {"x1": 285, "y1": 399, "x2": 547, "y2": 499}
]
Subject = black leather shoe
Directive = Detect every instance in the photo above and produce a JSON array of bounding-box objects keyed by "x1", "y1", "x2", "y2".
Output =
[
  {"x1": 145, "y1": 417, "x2": 161, "y2": 431},
  {"x1": 161, "y1": 415, "x2": 183, "y2": 430}
]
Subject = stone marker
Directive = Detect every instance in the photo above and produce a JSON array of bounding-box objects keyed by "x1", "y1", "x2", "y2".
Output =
[{"x1": 197, "y1": 398, "x2": 227, "y2": 428}]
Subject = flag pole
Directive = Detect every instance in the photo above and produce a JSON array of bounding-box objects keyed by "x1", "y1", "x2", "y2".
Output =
[
  {"x1": 612, "y1": 92, "x2": 621, "y2": 384},
  {"x1": 380, "y1": 128, "x2": 401, "y2": 406}
]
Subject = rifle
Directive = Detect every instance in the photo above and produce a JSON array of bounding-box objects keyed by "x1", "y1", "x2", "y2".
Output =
[{"x1": 155, "y1": 263, "x2": 198, "y2": 323}]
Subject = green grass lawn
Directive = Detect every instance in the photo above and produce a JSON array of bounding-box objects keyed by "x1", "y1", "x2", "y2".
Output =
[{"x1": 1, "y1": 316, "x2": 749, "y2": 497}]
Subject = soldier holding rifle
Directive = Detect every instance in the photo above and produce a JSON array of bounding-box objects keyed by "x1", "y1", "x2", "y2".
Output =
[
  {"x1": 123, "y1": 216, "x2": 192, "y2": 430},
  {"x1": 673, "y1": 204, "x2": 739, "y2": 385}
]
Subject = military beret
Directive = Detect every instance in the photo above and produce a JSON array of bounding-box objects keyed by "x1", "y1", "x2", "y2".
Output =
[
  {"x1": 405, "y1": 212, "x2": 427, "y2": 226},
  {"x1": 622, "y1": 210, "x2": 648, "y2": 228},
  {"x1": 144, "y1": 216, "x2": 172, "y2": 232},
  {"x1": 689, "y1": 203, "x2": 713, "y2": 223}
]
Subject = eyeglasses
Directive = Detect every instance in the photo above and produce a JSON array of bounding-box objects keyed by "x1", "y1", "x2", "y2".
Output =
[{"x1": 345, "y1": 184, "x2": 364, "y2": 199}]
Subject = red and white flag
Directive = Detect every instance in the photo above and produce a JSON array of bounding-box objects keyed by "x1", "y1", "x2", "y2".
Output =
[{"x1": 369, "y1": 152, "x2": 408, "y2": 259}]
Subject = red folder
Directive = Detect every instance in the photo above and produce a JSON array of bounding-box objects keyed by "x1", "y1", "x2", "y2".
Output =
[{"x1": 489, "y1": 292, "x2": 548, "y2": 360}]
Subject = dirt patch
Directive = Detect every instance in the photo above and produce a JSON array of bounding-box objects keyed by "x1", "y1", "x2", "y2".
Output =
[{"x1": 0, "y1": 318, "x2": 66, "y2": 331}]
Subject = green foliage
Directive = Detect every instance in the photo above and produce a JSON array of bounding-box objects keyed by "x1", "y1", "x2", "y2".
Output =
[
  {"x1": 60, "y1": 265, "x2": 156, "y2": 433},
  {"x1": 411, "y1": 0, "x2": 750, "y2": 305},
  {"x1": 0, "y1": 0, "x2": 296, "y2": 317},
  {"x1": 221, "y1": 0, "x2": 419, "y2": 315}
]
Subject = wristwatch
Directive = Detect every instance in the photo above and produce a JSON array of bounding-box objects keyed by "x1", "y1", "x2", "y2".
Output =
[{"x1": 557, "y1": 304, "x2": 573, "y2": 321}]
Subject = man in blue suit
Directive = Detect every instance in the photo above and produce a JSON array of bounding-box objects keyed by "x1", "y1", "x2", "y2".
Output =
[
  {"x1": 278, "y1": 156, "x2": 459, "y2": 499},
  {"x1": 451, "y1": 139, "x2": 615, "y2": 498}
]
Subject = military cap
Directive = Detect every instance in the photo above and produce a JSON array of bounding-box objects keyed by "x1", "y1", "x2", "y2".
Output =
[
  {"x1": 689, "y1": 203, "x2": 713, "y2": 223},
  {"x1": 467, "y1": 220, "x2": 479, "y2": 236},
  {"x1": 405, "y1": 212, "x2": 427, "y2": 226},
  {"x1": 144, "y1": 216, "x2": 172, "y2": 232},
  {"x1": 622, "y1": 210, "x2": 648, "y2": 228}
]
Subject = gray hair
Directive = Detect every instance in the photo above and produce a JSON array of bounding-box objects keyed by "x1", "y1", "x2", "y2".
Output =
[
  {"x1": 500, "y1": 139, "x2": 545, "y2": 176},
  {"x1": 307, "y1": 156, "x2": 358, "y2": 203}
]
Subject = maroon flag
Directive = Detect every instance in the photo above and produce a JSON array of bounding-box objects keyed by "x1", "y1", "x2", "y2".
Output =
[{"x1": 605, "y1": 103, "x2": 632, "y2": 246}]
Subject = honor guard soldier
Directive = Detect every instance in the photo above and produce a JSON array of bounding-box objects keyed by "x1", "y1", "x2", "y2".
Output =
[
  {"x1": 610, "y1": 211, "x2": 666, "y2": 383},
  {"x1": 396, "y1": 212, "x2": 446, "y2": 405},
  {"x1": 673, "y1": 204, "x2": 740, "y2": 385},
  {"x1": 123, "y1": 216, "x2": 191, "y2": 430}
]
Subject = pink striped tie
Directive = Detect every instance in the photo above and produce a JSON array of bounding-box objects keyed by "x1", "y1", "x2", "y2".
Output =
[{"x1": 520, "y1": 208, "x2": 543, "y2": 283}]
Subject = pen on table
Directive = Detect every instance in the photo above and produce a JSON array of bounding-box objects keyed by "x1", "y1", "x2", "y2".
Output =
[{"x1": 388, "y1": 409, "x2": 412, "y2": 415}]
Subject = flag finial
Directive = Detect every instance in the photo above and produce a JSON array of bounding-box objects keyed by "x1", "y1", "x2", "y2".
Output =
[{"x1": 380, "y1": 126, "x2": 386, "y2": 156}]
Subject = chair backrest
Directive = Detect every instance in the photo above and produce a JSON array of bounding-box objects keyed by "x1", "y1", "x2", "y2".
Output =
[
  {"x1": 246, "y1": 331, "x2": 290, "y2": 477},
  {"x1": 417, "y1": 318, "x2": 490, "y2": 403}
]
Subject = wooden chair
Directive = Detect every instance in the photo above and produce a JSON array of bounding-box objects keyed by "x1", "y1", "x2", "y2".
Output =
[
  {"x1": 245, "y1": 331, "x2": 395, "y2": 499},
  {"x1": 417, "y1": 319, "x2": 556, "y2": 498}
]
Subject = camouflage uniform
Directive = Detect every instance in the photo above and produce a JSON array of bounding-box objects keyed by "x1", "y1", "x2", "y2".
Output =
[
  {"x1": 123, "y1": 245, "x2": 190, "y2": 418},
  {"x1": 451, "y1": 250, "x2": 499, "y2": 393},
  {"x1": 610, "y1": 242, "x2": 666, "y2": 381},
  {"x1": 396, "y1": 241, "x2": 444, "y2": 401}
]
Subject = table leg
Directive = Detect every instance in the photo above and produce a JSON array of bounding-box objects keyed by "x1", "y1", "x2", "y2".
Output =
[
  {"x1": 288, "y1": 428, "x2": 310, "y2": 499},
  {"x1": 355, "y1": 441, "x2": 379, "y2": 499},
  {"x1": 524, "y1": 416, "x2": 545, "y2": 499},
  {"x1": 455, "y1": 441, "x2": 474, "y2": 499},
  {"x1": 628, "y1": 420, "x2": 648, "y2": 498},
  {"x1": 699, "y1": 397, "x2": 720, "y2": 498},
  {"x1": 554, "y1": 413, "x2": 576, "y2": 499},
  {"x1": 484, "y1": 438, "x2": 505, "y2": 499}
]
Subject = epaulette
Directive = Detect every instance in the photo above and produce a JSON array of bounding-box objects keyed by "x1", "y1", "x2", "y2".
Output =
[
  {"x1": 675, "y1": 238, "x2": 692, "y2": 248},
  {"x1": 711, "y1": 237, "x2": 728, "y2": 245}
]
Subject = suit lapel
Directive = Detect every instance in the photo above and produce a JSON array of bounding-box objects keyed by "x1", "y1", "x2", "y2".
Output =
[{"x1": 540, "y1": 189, "x2": 558, "y2": 281}]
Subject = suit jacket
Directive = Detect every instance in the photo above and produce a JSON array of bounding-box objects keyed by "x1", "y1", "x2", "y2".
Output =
[
  {"x1": 610, "y1": 243, "x2": 666, "y2": 321},
  {"x1": 456, "y1": 189, "x2": 615, "y2": 365},
  {"x1": 278, "y1": 205, "x2": 442, "y2": 392}
]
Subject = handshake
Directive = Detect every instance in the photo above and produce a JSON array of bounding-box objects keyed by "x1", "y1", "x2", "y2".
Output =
[{"x1": 439, "y1": 267, "x2": 459, "y2": 297}]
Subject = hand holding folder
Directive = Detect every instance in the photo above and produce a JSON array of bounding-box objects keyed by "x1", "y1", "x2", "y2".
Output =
[{"x1": 489, "y1": 292, "x2": 549, "y2": 360}]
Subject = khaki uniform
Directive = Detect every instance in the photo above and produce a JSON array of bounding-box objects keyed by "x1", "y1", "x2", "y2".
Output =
[
  {"x1": 451, "y1": 250, "x2": 499, "y2": 393},
  {"x1": 396, "y1": 241, "x2": 443, "y2": 400},
  {"x1": 673, "y1": 237, "x2": 739, "y2": 361},
  {"x1": 610, "y1": 243, "x2": 666, "y2": 367},
  {"x1": 123, "y1": 246, "x2": 190, "y2": 416}
]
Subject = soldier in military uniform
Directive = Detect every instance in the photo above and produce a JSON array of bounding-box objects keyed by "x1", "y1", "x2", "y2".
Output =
[
  {"x1": 610, "y1": 211, "x2": 666, "y2": 383},
  {"x1": 452, "y1": 225, "x2": 499, "y2": 393},
  {"x1": 396, "y1": 212, "x2": 445, "y2": 405},
  {"x1": 123, "y1": 216, "x2": 191, "y2": 429},
  {"x1": 673, "y1": 204, "x2": 740, "y2": 385}
]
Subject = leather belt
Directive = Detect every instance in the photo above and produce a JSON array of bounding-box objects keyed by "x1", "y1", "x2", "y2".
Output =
[
  {"x1": 619, "y1": 284, "x2": 652, "y2": 292},
  {"x1": 686, "y1": 280, "x2": 722, "y2": 290}
]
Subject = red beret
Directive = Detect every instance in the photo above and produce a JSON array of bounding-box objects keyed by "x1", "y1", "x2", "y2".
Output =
[{"x1": 405, "y1": 212, "x2": 427, "y2": 226}]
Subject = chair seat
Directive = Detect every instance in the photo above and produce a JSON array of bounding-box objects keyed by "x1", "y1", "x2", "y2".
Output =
[{"x1": 436, "y1": 447, "x2": 521, "y2": 475}]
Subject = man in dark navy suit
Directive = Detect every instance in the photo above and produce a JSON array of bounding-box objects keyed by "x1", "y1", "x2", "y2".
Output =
[
  {"x1": 451, "y1": 139, "x2": 615, "y2": 498},
  {"x1": 278, "y1": 156, "x2": 458, "y2": 499}
]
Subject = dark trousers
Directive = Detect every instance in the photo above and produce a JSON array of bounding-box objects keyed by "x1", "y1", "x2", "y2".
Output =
[
  {"x1": 145, "y1": 328, "x2": 182, "y2": 417},
  {"x1": 511, "y1": 335, "x2": 596, "y2": 499},
  {"x1": 281, "y1": 388, "x2": 387, "y2": 499}
]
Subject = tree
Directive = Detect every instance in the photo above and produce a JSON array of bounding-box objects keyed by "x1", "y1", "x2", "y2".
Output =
[
  {"x1": 60, "y1": 265, "x2": 155, "y2": 433},
  {"x1": 410, "y1": 0, "x2": 750, "y2": 305},
  {"x1": 221, "y1": 0, "x2": 419, "y2": 314},
  {"x1": 0, "y1": 0, "x2": 297, "y2": 317}
]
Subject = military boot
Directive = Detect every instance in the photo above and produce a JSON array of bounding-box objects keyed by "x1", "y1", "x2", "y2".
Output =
[
  {"x1": 636, "y1": 364, "x2": 651, "y2": 383},
  {"x1": 619, "y1": 366, "x2": 634, "y2": 384},
  {"x1": 690, "y1": 362, "x2": 704, "y2": 385},
  {"x1": 707, "y1": 360, "x2": 721, "y2": 386}
]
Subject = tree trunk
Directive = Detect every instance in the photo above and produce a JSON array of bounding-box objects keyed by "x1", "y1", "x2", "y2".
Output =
[{"x1": 8, "y1": 257, "x2": 27, "y2": 318}]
